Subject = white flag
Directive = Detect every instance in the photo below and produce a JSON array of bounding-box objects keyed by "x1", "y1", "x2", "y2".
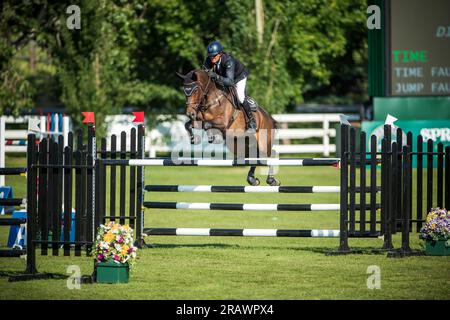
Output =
[
  {"x1": 385, "y1": 114, "x2": 398, "y2": 126},
  {"x1": 339, "y1": 114, "x2": 351, "y2": 126},
  {"x1": 28, "y1": 117, "x2": 41, "y2": 132}
]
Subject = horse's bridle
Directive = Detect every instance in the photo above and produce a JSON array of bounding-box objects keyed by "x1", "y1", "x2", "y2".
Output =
[
  {"x1": 184, "y1": 74, "x2": 239, "y2": 129},
  {"x1": 184, "y1": 76, "x2": 213, "y2": 115}
]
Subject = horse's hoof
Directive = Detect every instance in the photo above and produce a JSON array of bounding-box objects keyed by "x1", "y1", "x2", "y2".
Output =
[
  {"x1": 247, "y1": 176, "x2": 260, "y2": 186},
  {"x1": 266, "y1": 176, "x2": 280, "y2": 186}
]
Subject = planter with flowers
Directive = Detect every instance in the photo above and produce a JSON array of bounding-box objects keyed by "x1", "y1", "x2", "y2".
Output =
[
  {"x1": 93, "y1": 222, "x2": 138, "y2": 283},
  {"x1": 419, "y1": 208, "x2": 450, "y2": 256}
]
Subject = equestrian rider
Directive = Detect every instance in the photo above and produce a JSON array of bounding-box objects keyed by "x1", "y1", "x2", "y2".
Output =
[{"x1": 203, "y1": 41, "x2": 257, "y2": 131}]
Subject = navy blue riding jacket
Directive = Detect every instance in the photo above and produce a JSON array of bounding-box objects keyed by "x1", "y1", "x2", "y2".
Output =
[{"x1": 203, "y1": 53, "x2": 248, "y2": 87}]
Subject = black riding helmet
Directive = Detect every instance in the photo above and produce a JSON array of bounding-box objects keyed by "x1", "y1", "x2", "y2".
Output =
[{"x1": 207, "y1": 41, "x2": 223, "y2": 58}]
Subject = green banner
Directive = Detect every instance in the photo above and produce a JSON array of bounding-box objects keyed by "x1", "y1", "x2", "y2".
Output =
[
  {"x1": 374, "y1": 96, "x2": 450, "y2": 120},
  {"x1": 362, "y1": 120, "x2": 450, "y2": 167}
]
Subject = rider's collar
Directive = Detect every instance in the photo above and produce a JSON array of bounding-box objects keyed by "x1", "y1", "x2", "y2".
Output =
[{"x1": 214, "y1": 57, "x2": 222, "y2": 72}]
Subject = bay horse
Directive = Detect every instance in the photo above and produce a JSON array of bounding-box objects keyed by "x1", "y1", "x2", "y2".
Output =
[{"x1": 176, "y1": 69, "x2": 280, "y2": 186}]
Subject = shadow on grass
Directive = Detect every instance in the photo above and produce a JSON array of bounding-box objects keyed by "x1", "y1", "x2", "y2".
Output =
[
  {"x1": 143, "y1": 242, "x2": 239, "y2": 249},
  {"x1": 294, "y1": 246, "x2": 389, "y2": 255},
  {"x1": 142, "y1": 241, "x2": 388, "y2": 256},
  {"x1": 0, "y1": 270, "x2": 68, "y2": 280},
  {"x1": 214, "y1": 245, "x2": 389, "y2": 255}
]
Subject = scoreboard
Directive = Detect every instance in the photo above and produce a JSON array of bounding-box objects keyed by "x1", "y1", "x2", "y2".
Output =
[{"x1": 387, "y1": 0, "x2": 450, "y2": 96}]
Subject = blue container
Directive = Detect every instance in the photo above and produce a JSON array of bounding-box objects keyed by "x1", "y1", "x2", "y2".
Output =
[
  {"x1": 0, "y1": 186, "x2": 14, "y2": 215},
  {"x1": 7, "y1": 210, "x2": 27, "y2": 248},
  {"x1": 7, "y1": 210, "x2": 76, "y2": 248}
]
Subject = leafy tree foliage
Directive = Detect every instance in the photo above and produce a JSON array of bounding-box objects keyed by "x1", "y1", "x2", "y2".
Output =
[{"x1": 0, "y1": 0, "x2": 368, "y2": 128}]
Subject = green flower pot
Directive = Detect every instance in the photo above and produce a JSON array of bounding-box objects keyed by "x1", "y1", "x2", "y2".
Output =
[
  {"x1": 95, "y1": 260, "x2": 129, "y2": 284},
  {"x1": 425, "y1": 239, "x2": 450, "y2": 256}
]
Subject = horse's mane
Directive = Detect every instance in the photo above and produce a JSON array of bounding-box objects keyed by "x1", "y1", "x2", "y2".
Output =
[{"x1": 183, "y1": 69, "x2": 208, "y2": 85}]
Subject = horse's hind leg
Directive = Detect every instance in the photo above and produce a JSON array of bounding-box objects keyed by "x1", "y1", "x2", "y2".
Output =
[
  {"x1": 247, "y1": 166, "x2": 260, "y2": 186},
  {"x1": 256, "y1": 120, "x2": 280, "y2": 186},
  {"x1": 266, "y1": 165, "x2": 280, "y2": 186}
]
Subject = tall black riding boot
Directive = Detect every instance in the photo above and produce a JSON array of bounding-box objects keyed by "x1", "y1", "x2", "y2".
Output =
[{"x1": 242, "y1": 100, "x2": 257, "y2": 132}]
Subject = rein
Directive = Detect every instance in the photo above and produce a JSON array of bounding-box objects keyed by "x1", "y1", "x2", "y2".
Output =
[
  {"x1": 185, "y1": 76, "x2": 212, "y2": 113},
  {"x1": 184, "y1": 73, "x2": 240, "y2": 129}
]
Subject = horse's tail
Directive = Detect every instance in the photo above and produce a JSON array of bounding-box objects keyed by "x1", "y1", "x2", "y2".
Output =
[
  {"x1": 257, "y1": 105, "x2": 279, "y2": 130},
  {"x1": 271, "y1": 116, "x2": 279, "y2": 129}
]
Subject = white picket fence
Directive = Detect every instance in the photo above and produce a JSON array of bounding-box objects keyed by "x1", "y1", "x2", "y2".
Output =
[
  {"x1": 0, "y1": 115, "x2": 71, "y2": 186},
  {"x1": 272, "y1": 114, "x2": 339, "y2": 156},
  {"x1": 1, "y1": 113, "x2": 339, "y2": 185},
  {"x1": 104, "y1": 113, "x2": 341, "y2": 158}
]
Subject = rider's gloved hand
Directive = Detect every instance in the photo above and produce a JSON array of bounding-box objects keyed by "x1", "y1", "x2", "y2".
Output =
[{"x1": 207, "y1": 70, "x2": 218, "y2": 80}]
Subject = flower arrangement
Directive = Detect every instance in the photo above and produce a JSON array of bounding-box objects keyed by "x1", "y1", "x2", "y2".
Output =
[
  {"x1": 94, "y1": 222, "x2": 137, "y2": 266},
  {"x1": 419, "y1": 208, "x2": 450, "y2": 242}
]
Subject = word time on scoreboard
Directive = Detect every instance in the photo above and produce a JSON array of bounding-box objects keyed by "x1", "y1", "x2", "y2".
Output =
[{"x1": 389, "y1": 0, "x2": 450, "y2": 96}]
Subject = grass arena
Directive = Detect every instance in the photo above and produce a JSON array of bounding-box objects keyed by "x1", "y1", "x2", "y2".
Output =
[{"x1": 0, "y1": 123, "x2": 449, "y2": 300}]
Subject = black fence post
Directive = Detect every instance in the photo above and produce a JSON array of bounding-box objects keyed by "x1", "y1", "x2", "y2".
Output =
[
  {"x1": 445, "y1": 146, "x2": 450, "y2": 211},
  {"x1": 63, "y1": 146, "x2": 73, "y2": 256},
  {"x1": 25, "y1": 134, "x2": 38, "y2": 274},
  {"x1": 437, "y1": 143, "x2": 444, "y2": 208},
  {"x1": 381, "y1": 136, "x2": 393, "y2": 250},
  {"x1": 394, "y1": 128, "x2": 403, "y2": 232},
  {"x1": 338, "y1": 124, "x2": 350, "y2": 253},
  {"x1": 359, "y1": 131, "x2": 366, "y2": 233},
  {"x1": 370, "y1": 135, "x2": 377, "y2": 235},
  {"x1": 401, "y1": 145, "x2": 412, "y2": 253},
  {"x1": 56, "y1": 136, "x2": 63, "y2": 253},
  {"x1": 120, "y1": 131, "x2": 127, "y2": 225},
  {"x1": 48, "y1": 138, "x2": 57, "y2": 256},
  {"x1": 110, "y1": 134, "x2": 117, "y2": 222},
  {"x1": 426, "y1": 139, "x2": 433, "y2": 215},
  {"x1": 86, "y1": 125, "x2": 95, "y2": 255},
  {"x1": 75, "y1": 149, "x2": 82, "y2": 257},
  {"x1": 94, "y1": 153, "x2": 102, "y2": 232},
  {"x1": 406, "y1": 132, "x2": 413, "y2": 231},
  {"x1": 39, "y1": 138, "x2": 48, "y2": 256},
  {"x1": 130, "y1": 128, "x2": 137, "y2": 229},
  {"x1": 349, "y1": 127, "x2": 356, "y2": 235},
  {"x1": 98, "y1": 138, "x2": 107, "y2": 225},
  {"x1": 391, "y1": 141, "x2": 398, "y2": 235},
  {"x1": 416, "y1": 134, "x2": 423, "y2": 231},
  {"x1": 135, "y1": 125, "x2": 145, "y2": 247}
]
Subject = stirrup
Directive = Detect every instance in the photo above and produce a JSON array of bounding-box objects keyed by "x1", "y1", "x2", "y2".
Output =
[{"x1": 246, "y1": 120, "x2": 257, "y2": 133}]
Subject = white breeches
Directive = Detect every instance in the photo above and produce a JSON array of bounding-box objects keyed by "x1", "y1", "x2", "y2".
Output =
[{"x1": 235, "y1": 77, "x2": 247, "y2": 103}]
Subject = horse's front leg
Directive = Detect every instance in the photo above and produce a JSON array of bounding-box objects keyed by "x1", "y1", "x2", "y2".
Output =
[
  {"x1": 202, "y1": 122, "x2": 213, "y2": 143},
  {"x1": 185, "y1": 120, "x2": 201, "y2": 144},
  {"x1": 203, "y1": 122, "x2": 224, "y2": 144}
]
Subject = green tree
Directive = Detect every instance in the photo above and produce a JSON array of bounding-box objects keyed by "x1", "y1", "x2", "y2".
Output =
[{"x1": 1, "y1": 0, "x2": 369, "y2": 128}]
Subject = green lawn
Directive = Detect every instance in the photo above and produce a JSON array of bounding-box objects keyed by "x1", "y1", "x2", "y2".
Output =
[{"x1": 0, "y1": 156, "x2": 449, "y2": 299}]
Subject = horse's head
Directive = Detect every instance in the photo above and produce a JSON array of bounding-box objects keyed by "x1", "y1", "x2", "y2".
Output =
[{"x1": 176, "y1": 69, "x2": 212, "y2": 120}]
